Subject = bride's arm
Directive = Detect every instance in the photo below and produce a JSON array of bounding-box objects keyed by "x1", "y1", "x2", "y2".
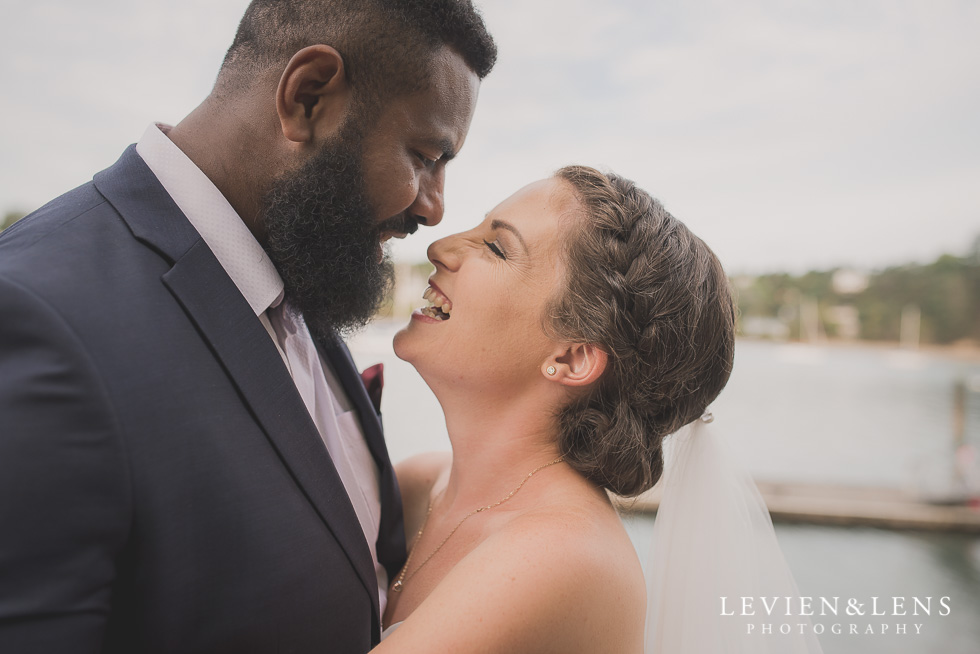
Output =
[{"x1": 372, "y1": 512, "x2": 645, "y2": 654}]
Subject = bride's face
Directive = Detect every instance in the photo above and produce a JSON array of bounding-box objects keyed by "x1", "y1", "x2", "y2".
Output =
[{"x1": 393, "y1": 177, "x2": 575, "y2": 390}]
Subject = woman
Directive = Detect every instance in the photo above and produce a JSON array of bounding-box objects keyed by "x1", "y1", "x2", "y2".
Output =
[{"x1": 373, "y1": 166, "x2": 803, "y2": 652}]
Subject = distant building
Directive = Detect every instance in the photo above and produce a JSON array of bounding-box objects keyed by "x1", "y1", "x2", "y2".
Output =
[
  {"x1": 731, "y1": 275, "x2": 756, "y2": 291},
  {"x1": 740, "y1": 316, "x2": 791, "y2": 340},
  {"x1": 832, "y1": 268, "x2": 869, "y2": 295}
]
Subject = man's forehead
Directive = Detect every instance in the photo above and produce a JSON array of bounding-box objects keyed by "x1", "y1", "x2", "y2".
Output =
[{"x1": 401, "y1": 64, "x2": 479, "y2": 149}]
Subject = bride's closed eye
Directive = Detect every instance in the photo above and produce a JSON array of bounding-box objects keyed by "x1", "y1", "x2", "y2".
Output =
[{"x1": 483, "y1": 239, "x2": 506, "y2": 260}]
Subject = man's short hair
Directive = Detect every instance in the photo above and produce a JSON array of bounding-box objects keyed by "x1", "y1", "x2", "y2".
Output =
[{"x1": 217, "y1": 0, "x2": 496, "y2": 108}]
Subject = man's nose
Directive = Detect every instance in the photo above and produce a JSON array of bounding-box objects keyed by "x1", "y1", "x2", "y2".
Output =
[{"x1": 409, "y1": 170, "x2": 445, "y2": 227}]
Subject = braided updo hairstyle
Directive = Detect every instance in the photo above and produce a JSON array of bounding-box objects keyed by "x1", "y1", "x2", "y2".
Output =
[{"x1": 550, "y1": 166, "x2": 736, "y2": 497}]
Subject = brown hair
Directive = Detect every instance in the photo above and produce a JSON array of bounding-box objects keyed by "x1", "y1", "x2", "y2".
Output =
[{"x1": 550, "y1": 166, "x2": 736, "y2": 497}]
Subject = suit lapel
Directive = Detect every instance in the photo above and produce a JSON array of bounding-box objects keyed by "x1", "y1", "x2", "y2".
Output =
[
  {"x1": 320, "y1": 340, "x2": 407, "y2": 582},
  {"x1": 320, "y1": 340, "x2": 389, "y2": 471},
  {"x1": 93, "y1": 147, "x2": 381, "y2": 622}
]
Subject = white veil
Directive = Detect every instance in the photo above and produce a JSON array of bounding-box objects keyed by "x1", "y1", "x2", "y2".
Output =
[{"x1": 644, "y1": 417, "x2": 824, "y2": 654}]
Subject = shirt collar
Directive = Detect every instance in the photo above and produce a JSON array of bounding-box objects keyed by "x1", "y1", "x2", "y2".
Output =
[{"x1": 135, "y1": 123, "x2": 284, "y2": 316}]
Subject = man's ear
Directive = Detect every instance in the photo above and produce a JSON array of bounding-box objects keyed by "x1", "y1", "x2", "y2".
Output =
[
  {"x1": 276, "y1": 45, "x2": 352, "y2": 144},
  {"x1": 542, "y1": 343, "x2": 608, "y2": 388}
]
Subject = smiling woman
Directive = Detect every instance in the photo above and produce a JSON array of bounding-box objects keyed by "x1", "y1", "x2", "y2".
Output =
[
  {"x1": 377, "y1": 165, "x2": 742, "y2": 653},
  {"x1": 394, "y1": 176, "x2": 573, "y2": 388}
]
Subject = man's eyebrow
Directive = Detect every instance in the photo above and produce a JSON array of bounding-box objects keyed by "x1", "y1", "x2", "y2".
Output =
[{"x1": 490, "y1": 218, "x2": 528, "y2": 253}]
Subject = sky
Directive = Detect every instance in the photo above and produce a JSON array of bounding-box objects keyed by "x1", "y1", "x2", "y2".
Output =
[{"x1": 1, "y1": 0, "x2": 978, "y2": 274}]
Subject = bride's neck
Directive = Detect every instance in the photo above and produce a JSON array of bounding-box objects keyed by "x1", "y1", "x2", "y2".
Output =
[{"x1": 434, "y1": 385, "x2": 564, "y2": 513}]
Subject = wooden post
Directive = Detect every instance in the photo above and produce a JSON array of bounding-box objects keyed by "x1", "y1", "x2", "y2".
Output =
[
  {"x1": 900, "y1": 303, "x2": 921, "y2": 350},
  {"x1": 953, "y1": 377, "x2": 966, "y2": 449},
  {"x1": 952, "y1": 377, "x2": 968, "y2": 496}
]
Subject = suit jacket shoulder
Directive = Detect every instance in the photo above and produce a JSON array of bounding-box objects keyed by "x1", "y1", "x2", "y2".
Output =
[{"x1": 0, "y1": 147, "x2": 396, "y2": 654}]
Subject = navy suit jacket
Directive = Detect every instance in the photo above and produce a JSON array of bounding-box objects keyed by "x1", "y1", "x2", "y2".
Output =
[{"x1": 0, "y1": 147, "x2": 406, "y2": 653}]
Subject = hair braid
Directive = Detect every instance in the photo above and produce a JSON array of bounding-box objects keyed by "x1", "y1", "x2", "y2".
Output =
[{"x1": 550, "y1": 166, "x2": 736, "y2": 497}]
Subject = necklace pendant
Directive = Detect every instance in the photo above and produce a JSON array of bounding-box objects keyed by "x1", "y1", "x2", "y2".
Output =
[{"x1": 392, "y1": 580, "x2": 404, "y2": 593}]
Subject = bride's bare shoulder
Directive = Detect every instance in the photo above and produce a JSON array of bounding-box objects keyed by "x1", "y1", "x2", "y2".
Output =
[
  {"x1": 496, "y1": 497, "x2": 646, "y2": 613},
  {"x1": 377, "y1": 488, "x2": 646, "y2": 654},
  {"x1": 504, "y1": 481, "x2": 645, "y2": 585}
]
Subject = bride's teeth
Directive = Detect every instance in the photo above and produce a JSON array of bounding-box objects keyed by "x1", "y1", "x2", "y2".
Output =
[{"x1": 419, "y1": 285, "x2": 452, "y2": 319}]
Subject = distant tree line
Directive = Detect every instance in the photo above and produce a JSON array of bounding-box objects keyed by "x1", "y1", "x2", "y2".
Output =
[{"x1": 736, "y1": 237, "x2": 980, "y2": 346}]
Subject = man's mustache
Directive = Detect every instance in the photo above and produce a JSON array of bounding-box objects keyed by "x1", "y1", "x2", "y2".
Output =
[{"x1": 375, "y1": 214, "x2": 420, "y2": 237}]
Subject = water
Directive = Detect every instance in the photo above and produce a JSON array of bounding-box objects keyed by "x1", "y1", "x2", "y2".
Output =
[
  {"x1": 622, "y1": 517, "x2": 980, "y2": 654},
  {"x1": 349, "y1": 325, "x2": 980, "y2": 653},
  {"x1": 712, "y1": 340, "x2": 980, "y2": 492}
]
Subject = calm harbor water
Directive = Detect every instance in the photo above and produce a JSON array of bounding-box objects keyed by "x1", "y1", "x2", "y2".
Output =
[{"x1": 349, "y1": 323, "x2": 980, "y2": 653}]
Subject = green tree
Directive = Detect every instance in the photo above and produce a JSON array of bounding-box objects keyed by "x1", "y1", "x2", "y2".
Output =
[{"x1": 735, "y1": 243, "x2": 980, "y2": 345}]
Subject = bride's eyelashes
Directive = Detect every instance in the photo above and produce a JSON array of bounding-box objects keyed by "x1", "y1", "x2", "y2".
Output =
[{"x1": 482, "y1": 239, "x2": 507, "y2": 260}]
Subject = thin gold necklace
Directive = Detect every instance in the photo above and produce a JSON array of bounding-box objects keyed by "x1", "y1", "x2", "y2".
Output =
[{"x1": 391, "y1": 456, "x2": 565, "y2": 593}]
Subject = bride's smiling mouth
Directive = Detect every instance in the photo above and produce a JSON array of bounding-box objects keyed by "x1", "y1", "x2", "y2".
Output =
[{"x1": 419, "y1": 282, "x2": 452, "y2": 321}]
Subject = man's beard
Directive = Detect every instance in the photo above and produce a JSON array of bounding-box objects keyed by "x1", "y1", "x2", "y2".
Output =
[{"x1": 261, "y1": 124, "x2": 401, "y2": 339}]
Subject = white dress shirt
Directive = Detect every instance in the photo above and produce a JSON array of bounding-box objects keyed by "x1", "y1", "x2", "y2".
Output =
[{"x1": 136, "y1": 124, "x2": 388, "y2": 614}]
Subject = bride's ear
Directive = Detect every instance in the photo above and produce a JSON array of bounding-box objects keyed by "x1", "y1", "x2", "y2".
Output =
[{"x1": 543, "y1": 343, "x2": 608, "y2": 388}]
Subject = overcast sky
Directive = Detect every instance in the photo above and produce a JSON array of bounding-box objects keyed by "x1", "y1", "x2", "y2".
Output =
[{"x1": 1, "y1": 0, "x2": 977, "y2": 273}]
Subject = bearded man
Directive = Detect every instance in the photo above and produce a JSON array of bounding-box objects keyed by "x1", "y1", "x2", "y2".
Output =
[{"x1": 0, "y1": 1, "x2": 495, "y2": 652}]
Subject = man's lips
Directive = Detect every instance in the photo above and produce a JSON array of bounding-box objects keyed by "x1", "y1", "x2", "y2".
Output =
[
  {"x1": 377, "y1": 215, "x2": 419, "y2": 243},
  {"x1": 379, "y1": 230, "x2": 411, "y2": 243}
]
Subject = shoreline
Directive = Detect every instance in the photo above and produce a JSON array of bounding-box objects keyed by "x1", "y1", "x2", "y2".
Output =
[
  {"x1": 616, "y1": 481, "x2": 980, "y2": 534},
  {"x1": 736, "y1": 336, "x2": 980, "y2": 363}
]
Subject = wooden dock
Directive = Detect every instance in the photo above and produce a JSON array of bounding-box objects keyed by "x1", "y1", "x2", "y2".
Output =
[{"x1": 615, "y1": 481, "x2": 980, "y2": 534}]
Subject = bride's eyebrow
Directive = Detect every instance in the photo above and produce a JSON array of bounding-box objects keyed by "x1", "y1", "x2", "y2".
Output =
[{"x1": 490, "y1": 218, "x2": 528, "y2": 253}]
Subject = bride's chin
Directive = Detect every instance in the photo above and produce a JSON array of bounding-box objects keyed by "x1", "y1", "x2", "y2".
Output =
[
  {"x1": 392, "y1": 328, "x2": 433, "y2": 368},
  {"x1": 391, "y1": 328, "x2": 413, "y2": 362},
  {"x1": 392, "y1": 335, "x2": 447, "y2": 387}
]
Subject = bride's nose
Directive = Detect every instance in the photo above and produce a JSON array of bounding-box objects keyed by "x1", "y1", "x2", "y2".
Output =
[{"x1": 427, "y1": 233, "x2": 463, "y2": 272}]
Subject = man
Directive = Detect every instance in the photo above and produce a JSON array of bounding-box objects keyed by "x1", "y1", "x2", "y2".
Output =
[{"x1": 0, "y1": 1, "x2": 495, "y2": 652}]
